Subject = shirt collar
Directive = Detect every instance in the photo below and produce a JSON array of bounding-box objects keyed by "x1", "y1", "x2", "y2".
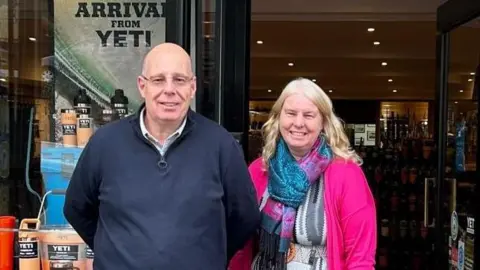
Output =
[{"x1": 139, "y1": 108, "x2": 187, "y2": 143}]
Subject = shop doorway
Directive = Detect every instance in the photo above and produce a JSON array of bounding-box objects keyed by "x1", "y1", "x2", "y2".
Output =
[
  {"x1": 247, "y1": 0, "x2": 480, "y2": 269},
  {"x1": 434, "y1": 0, "x2": 480, "y2": 268}
]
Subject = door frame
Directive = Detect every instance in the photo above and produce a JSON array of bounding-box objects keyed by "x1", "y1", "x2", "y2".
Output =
[
  {"x1": 435, "y1": 0, "x2": 480, "y2": 268},
  {"x1": 193, "y1": 0, "x2": 251, "y2": 157}
]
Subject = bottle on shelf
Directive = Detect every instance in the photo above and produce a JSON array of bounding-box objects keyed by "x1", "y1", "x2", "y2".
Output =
[
  {"x1": 111, "y1": 89, "x2": 129, "y2": 119},
  {"x1": 73, "y1": 89, "x2": 91, "y2": 117}
]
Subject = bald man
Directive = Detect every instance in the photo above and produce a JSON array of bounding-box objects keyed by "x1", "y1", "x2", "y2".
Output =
[{"x1": 64, "y1": 43, "x2": 260, "y2": 270}]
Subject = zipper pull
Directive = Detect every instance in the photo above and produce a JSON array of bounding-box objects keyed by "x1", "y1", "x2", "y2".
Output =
[{"x1": 157, "y1": 156, "x2": 168, "y2": 169}]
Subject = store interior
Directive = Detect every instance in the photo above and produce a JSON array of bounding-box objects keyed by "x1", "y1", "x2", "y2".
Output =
[
  {"x1": 247, "y1": 1, "x2": 479, "y2": 269},
  {"x1": 248, "y1": 19, "x2": 479, "y2": 159}
]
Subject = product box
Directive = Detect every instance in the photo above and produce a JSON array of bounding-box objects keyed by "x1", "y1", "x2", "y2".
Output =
[{"x1": 40, "y1": 142, "x2": 84, "y2": 225}]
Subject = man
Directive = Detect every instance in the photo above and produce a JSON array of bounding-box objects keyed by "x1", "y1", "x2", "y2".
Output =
[{"x1": 64, "y1": 42, "x2": 260, "y2": 269}]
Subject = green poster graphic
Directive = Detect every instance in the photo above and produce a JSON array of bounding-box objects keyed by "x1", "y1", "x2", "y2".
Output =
[{"x1": 49, "y1": 0, "x2": 166, "y2": 141}]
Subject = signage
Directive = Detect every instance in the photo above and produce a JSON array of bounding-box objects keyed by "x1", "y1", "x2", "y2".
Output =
[
  {"x1": 52, "y1": 0, "x2": 167, "y2": 111},
  {"x1": 451, "y1": 211, "x2": 459, "y2": 241},
  {"x1": 458, "y1": 240, "x2": 465, "y2": 270}
]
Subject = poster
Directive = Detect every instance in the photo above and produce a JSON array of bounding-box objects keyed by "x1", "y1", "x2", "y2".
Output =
[{"x1": 47, "y1": 0, "x2": 166, "y2": 141}]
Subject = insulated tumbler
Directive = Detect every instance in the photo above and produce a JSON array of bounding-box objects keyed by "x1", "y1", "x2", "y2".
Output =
[{"x1": 0, "y1": 216, "x2": 16, "y2": 270}]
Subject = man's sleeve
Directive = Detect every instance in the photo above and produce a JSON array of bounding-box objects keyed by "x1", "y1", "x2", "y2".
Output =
[
  {"x1": 223, "y1": 140, "x2": 261, "y2": 262},
  {"x1": 63, "y1": 135, "x2": 101, "y2": 250}
]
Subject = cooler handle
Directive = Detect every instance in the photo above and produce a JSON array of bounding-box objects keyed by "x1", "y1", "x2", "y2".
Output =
[{"x1": 19, "y1": 218, "x2": 40, "y2": 230}]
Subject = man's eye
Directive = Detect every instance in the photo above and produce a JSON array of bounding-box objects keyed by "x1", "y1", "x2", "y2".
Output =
[{"x1": 175, "y1": 78, "x2": 186, "y2": 82}]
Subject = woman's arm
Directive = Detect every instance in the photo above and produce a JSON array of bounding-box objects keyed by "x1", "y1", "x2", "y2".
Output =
[
  {"x1": 228, "y1": 158, "x2": 266, "y2": 270},
  {"x1": 340, "y1": 163, "x2": 377, "y2": 269}
]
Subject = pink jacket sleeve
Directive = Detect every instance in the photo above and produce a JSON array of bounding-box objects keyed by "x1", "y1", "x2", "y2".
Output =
[
  {"x1": 339, "y1": 163, "x2": 377, "y2": 269},
  {"x1": 228, "y1": 158, "x2": 267, "y2": 270}
]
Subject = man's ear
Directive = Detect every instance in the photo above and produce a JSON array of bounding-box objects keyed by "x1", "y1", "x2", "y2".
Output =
[
  {"x1": 190, "y1": 76, "x2": 197, "y2": 98},
  {"x1": 137, "y1": 76, "x2": 146, "y2": 99}
]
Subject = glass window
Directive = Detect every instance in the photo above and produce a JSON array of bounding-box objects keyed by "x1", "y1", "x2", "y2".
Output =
[
  {"x1": 0, "y1": 0, "x2": 175, "y2": 222},
  {"x1": 195, "y1": 0, "x2": 219, "y2": 122}
]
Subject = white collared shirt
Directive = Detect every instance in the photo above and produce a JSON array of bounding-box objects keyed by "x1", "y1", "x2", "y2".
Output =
[{"x1": 139, "y1": 108, "x2": 187, "y2": 156}]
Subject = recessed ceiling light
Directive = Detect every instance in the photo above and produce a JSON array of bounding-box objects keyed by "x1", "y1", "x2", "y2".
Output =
[
  {"x1": 468, "y1": 78, "x2": 473, "y2": 82},
  {"x1": 388, "y1": 79, "x2": 393, "y2": 82},
  {"x1": 328, "y1": 89, "x2": 333, "y2": 93},
  {"x1": 28, "y1": 37, "x2": 36, "y2": 41},
  {"x1": 267, "y1": 89, "x2": 272, "y2": 92},
  {"x1": 470, "y1": 72, "x2": 475, "y2": 75},
  {"x1": 460, "y1": 89, "x2": 464, "y2": 92},
  {"x1": 382, "y1": 62, "x2": 388, "y2": 66},
  {"x1": 373, "y1": 41, "x2": 380, "y2": 45},
  {"x1": 256, "y1": 40, "x2": 263, "y2": 44},
  {"x1": 288, "y1": 62, "x2": 294, "y2": 67},
  {"x1": 392, "y1": 89, "x2": 397, "y2": 93},
  {"x1": 312, "y1": 79, "x2": 316, "y2": 82},
  {"x1": 455, "y1": 101, "x2": 458, "y2": 104},
  {"x1": 367, "y1": 28, "x2": 375, "y2": 32}
]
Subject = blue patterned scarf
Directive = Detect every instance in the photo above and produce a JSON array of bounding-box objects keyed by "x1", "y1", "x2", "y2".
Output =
[{"x1": 257, "y1": 136, "x2": 333, "y2": 269}]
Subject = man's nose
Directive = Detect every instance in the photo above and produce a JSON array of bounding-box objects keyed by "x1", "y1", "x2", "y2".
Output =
[{"x1": 163, "y1": 79, "x2": 176, "y2": 94}]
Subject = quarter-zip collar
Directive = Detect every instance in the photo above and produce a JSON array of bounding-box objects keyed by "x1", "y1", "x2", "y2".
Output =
[{"x1": 130, "y1": 103, "x2": 196, "y2": 149}]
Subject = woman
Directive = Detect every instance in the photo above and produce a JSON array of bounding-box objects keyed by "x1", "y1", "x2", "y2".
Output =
[{"x1": 230, "y1": 78, "x2": 376, "y2": 270}]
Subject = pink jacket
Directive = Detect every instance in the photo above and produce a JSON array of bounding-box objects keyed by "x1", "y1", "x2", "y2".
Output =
[{"x1": 229, "y1": 157, "x2": 377, "y2": 270}]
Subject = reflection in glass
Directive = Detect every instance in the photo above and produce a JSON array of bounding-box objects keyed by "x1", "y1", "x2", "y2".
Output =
[
  {"x1": 196, "y1": 0, "x2": 218, "y2": 122},
  {"x1": 446, "y1": 17, "x2": 479, "y2": 270}
]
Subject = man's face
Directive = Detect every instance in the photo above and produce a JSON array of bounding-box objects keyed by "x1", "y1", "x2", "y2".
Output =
[{"x1": 137, "y1": 52, "x2": 196, "y2": 123}]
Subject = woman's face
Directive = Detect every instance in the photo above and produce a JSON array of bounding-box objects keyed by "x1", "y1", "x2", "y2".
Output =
[{"x1": 279, "y1": 93, "x2": 323, "y2": 159}]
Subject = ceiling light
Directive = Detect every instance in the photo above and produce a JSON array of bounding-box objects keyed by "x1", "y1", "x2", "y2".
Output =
[
  {"x1": 455, "y1": 101, "x2": 458, "y2": 104},
  {"x1": 470, "y1": 72, "x2": 475, "y2": 75},
  {"x1": 312, "y1": 79, "x2": 316, "y2": 82},
  {"x1": 381, "y1": 62, "x2": 387, "y2": 66},
  {"x1": 328, "y1": 89, "x2": 333, "y2": 93},
  {"x1": 0, "y1": 78, "x2": 6, "y2": 82},
  {"x1": 460, "y1": 89, "x2": 464, "y2": 93},
  {"x1": 392, "y1": 89, "x2": 397, "y2": 93},
  {"x1": 256, "y1": 40, "x2": 263, "y2": 44},
  {"x1": 373, "y1": 41, "x2": 380, "y2": 45},
  {"x1": 267, "y1": 89, "x2": 272, "y2": 93},
  {"x1": 28, "y1": 37, "x2": 36, "y2": 41},
  {"x1": 367, "y1": 28, "x2": 375, "y2": 32},
  {"x1": 288, "y1": 62, "x2": 294, "y2": 67},
  {"x1": 468, "y1": 78, "x2": 473, "y2": 82},
  {"x1": 388, "y1": 79, "x2": 393, "y2": 82}
]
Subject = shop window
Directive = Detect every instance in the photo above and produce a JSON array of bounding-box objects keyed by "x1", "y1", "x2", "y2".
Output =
[{"x1": 0, "y1": 0, "x2": 181, "y2": 222}]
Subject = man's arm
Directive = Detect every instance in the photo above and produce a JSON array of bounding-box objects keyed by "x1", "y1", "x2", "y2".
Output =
[
  {"x1": 63, "y1": 135, "x2": 102, "y2": 250},
  {"x1": 222, "y1": 140, "x2": 261, "y2": 262}
]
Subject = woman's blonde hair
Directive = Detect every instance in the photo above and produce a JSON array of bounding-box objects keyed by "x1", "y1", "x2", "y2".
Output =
[{"x1": 261, "y1": 77, "x2": 362, "y2": 167}]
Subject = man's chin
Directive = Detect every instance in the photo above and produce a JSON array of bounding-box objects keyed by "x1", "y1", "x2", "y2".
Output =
[{"x1": 156, "y1": 112, "x2": 183, "y2": 122}]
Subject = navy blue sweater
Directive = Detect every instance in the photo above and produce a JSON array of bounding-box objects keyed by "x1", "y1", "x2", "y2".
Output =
[{"x1": 63, "y1": 108, "x2": 260, "y2": 270}]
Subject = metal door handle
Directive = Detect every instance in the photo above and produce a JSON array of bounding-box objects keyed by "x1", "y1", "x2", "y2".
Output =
[{"x1": 424, "y1": 177, "x2": 436, "y2": 228}]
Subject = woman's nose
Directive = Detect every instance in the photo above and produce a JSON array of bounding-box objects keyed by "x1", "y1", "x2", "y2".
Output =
[{"x1": 293, "y1": 116, "x2": 305, "y2": 127}]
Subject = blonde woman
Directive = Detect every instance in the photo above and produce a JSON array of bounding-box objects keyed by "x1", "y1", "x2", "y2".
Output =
[{"x1": 229, "y1": 78, "x2": 377, "y2": 270}]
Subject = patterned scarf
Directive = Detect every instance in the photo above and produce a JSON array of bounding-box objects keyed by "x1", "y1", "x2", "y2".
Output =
[{"x1": 257, "y1": 136, "x2": 333, "y2": 269}]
